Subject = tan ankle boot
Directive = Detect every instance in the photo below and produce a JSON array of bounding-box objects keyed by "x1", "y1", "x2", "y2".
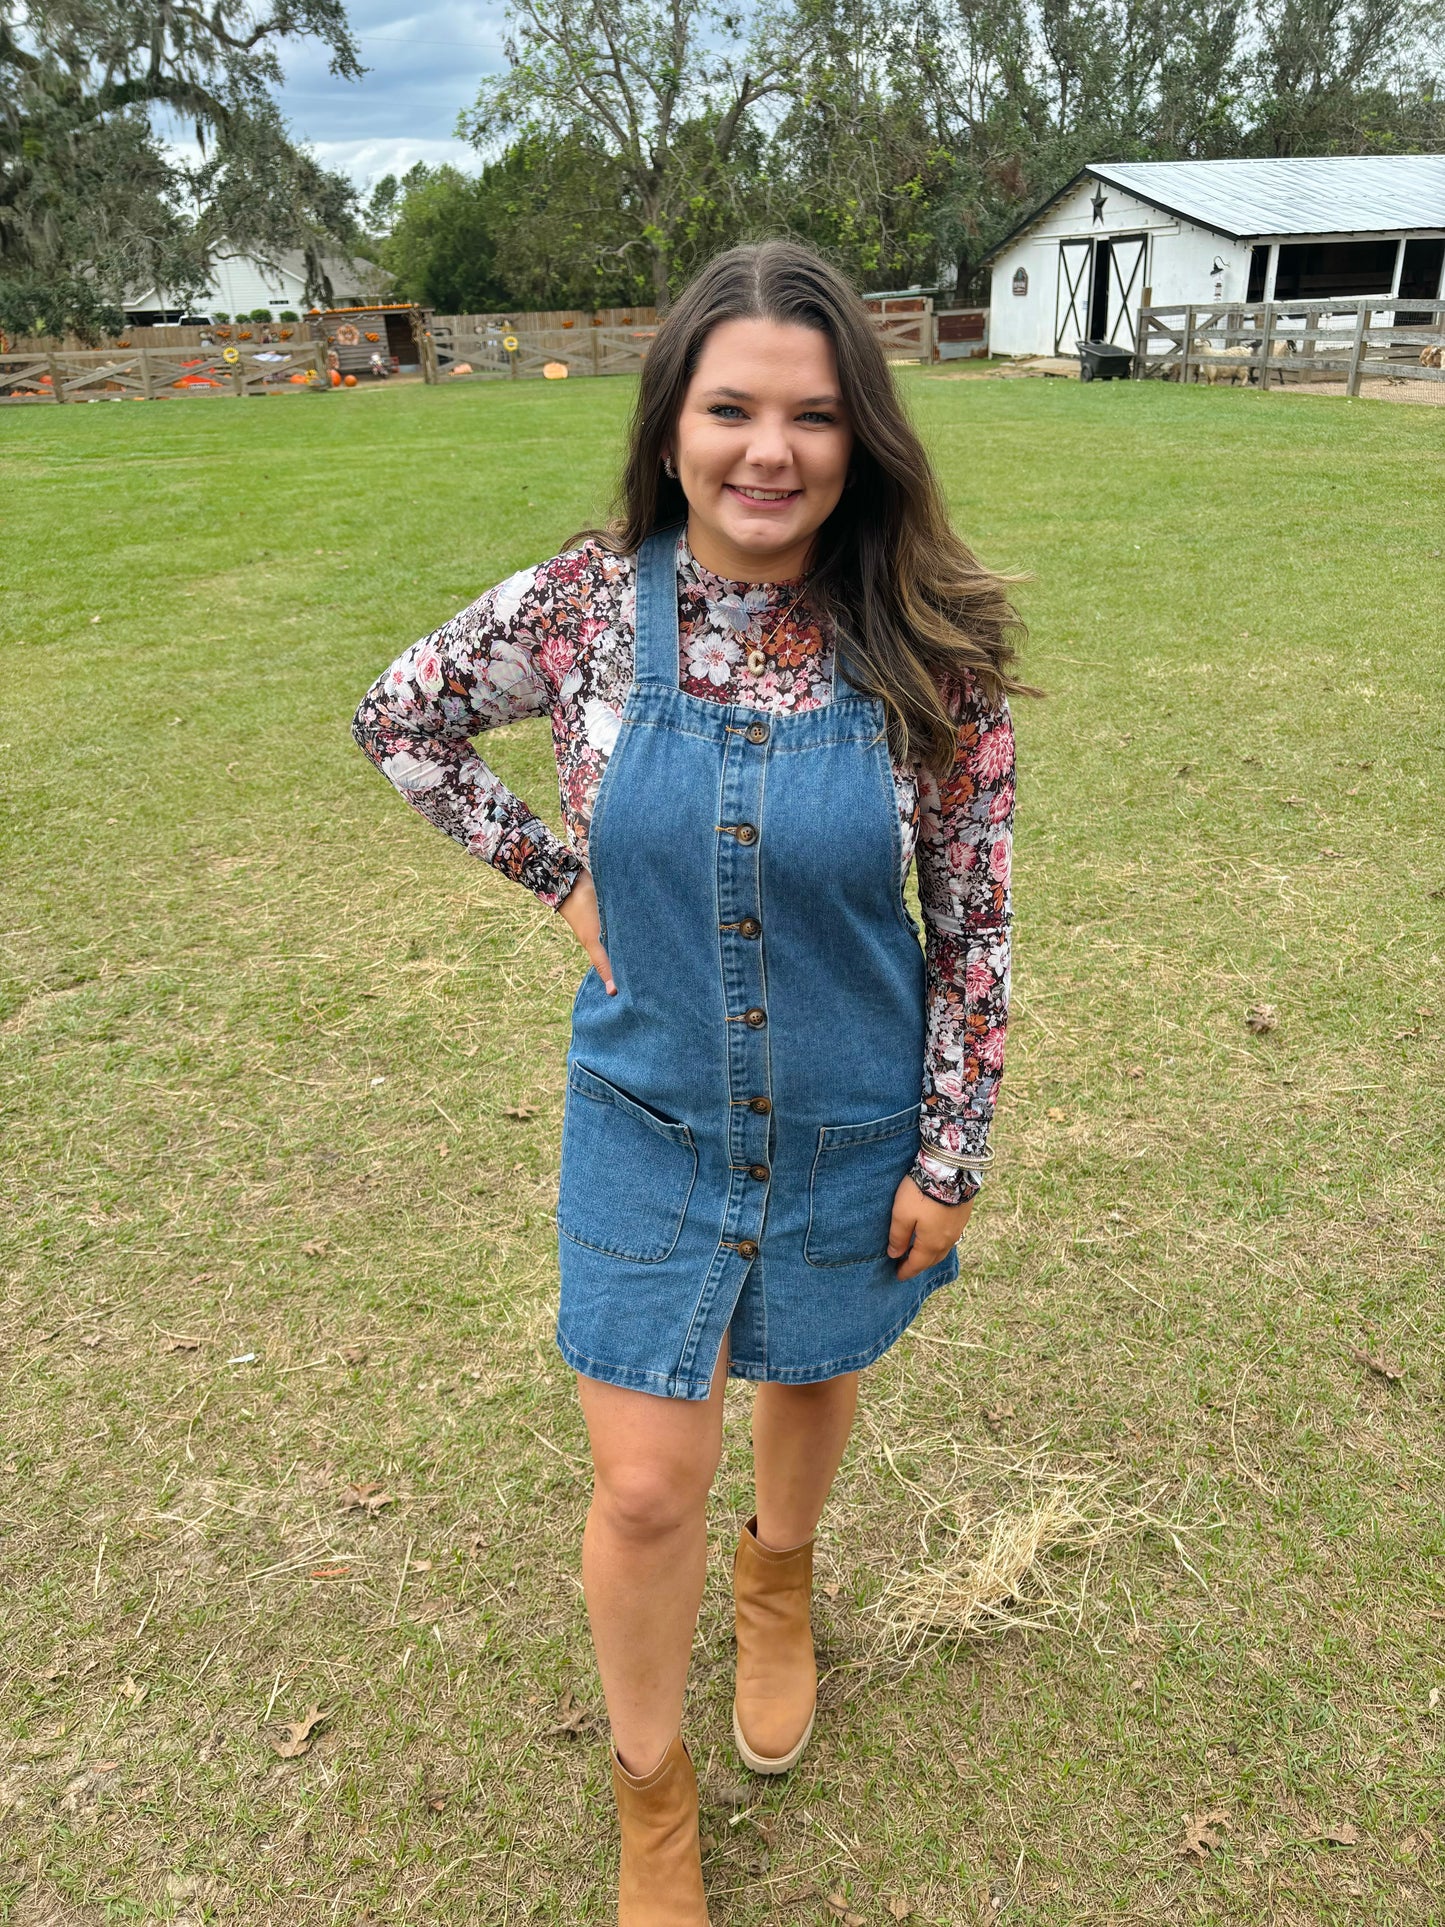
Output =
[
  {"x1": 611, "y1": 1733, "x2": 710, "y2": 1925},
  {"x1": 732, "y1": 1514, "x2": 817, "y2": 1773}
]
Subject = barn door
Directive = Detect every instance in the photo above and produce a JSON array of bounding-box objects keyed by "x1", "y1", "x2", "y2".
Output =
[
  {"x1": 1105, "y1": 235, "x2": 1148, "y2": 348},
  {"x1": 1054, "y1": 240, "x2": 1093, "y2": 354}
]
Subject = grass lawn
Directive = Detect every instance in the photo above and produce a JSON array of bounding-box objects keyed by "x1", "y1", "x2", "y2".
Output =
[{"x1": 2, "y1": 372, "x2": 1442, "y2": 1926}]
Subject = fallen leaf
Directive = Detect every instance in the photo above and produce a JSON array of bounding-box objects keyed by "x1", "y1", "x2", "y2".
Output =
[
  {"x1": 888, "y1": 1899, "x2": 911, "y2": 1922},
  {"x1": 715, "y1": 1782, "x2": 753, "y2": 1809},
  {"x1": 845, "y1": 1915, "x2": 864, "y2": 1926},
  {"x1": 826, "y1": 1896, "x2": 849, "y2": 1918},
  {"x1": 1046, "y1": 1106, "x2": 1067, "y2": 1121},
  {"x1": 1351, "y1": 1347, "x2": 1403, "y2": 1382},
  {"x1": 1130, "y1": 1678, "x2": 1146, "y2": 1693},
  {"x1": 1318, "y1": 847, "x2": 1345, "y2": 860},
  {"x1": 270, "y1": 1705, "x2": 325, "y2": 1759},
  {"x1": 1125, "y1": 1065, "x2": 1145, "y2": 1080},
  {"x1": 984, "y1": 1404, "x2": 1016, "y2": 1426},
  {"x1": 1321, "y1": 1820, "x2": 1359, "y2": 1846},
  {"x1": 821, "y1": 1581, "x2": 841, "y2": 1599},
  {"x1": 1244, "y1": 1003, "x2": 1278, "y2": 1034},
  {"x1": 1282, "y1": 795, "x2": 1307, "y2": 808},
  {"x1": 119, "y1": 1676, "x2": 148, "y2": 1706},
  {"x1": 340, "y1": 1344, "x2": 369, "y2": 1366},
  {"x1": 1429, "y1": 1687, "x2": 1440, "y2": 1711},
  {"x1": 412, "y1": 1558, "x2": 434, "y2": 1573},
  {"x1": 546, "y1": 1688, "x2": 596, "y2": 1738},
  {"x1": 426, "y1": 1790, "x2": 447, "y2": 1813},
  {"x1": 300, "y1": 1239, "x2": 330, "y2": 1258},
  {"x1": 1180, "y1": 1811, "x2": 1230, "y2": 1861},
  {"x1": 80, "y1": 1332, "x2": 105, "y2": 1349},
  {"x1": 503, "y1": 1105, "x2": 536, "y2": 1120},
  {"x1": 436, "y1": 1142, "x2": 451, "y2": 1160},
  {"x1": 163, "y1": 1337, "x2": 201, "y2": 1354},
  {"x1": 342, "y1": 1480, "x2": 393, "y2": 1515},
  {"x1": 464, "y1": 1530, "x2": 487, "y2": 1558}
]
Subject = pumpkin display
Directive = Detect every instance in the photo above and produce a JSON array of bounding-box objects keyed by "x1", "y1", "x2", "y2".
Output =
[
  {"x1": 238, "y1": 329, "x2": 253, "y2": 339},
  {"x1": 365, "y1": 331, "x2": 380, "y2": 341},
  {"x1": 279, "y1": 328, "x2": 293, "y2": 340},
  {"x1": 343, "y1": 373, "x2": 358, "y2": 386},
  {"x1": 562, "y1": 319, "x2": 575, "y2": 328}
]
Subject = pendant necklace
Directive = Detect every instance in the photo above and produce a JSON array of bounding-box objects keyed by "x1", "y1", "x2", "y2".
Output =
[{"x1": 685, "y1": 541, "x2": 812, "y2": 677}]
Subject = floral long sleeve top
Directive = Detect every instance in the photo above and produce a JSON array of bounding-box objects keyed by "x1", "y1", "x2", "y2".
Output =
[{"x1": 351, "y1": 532, "x2": 1013, "y2": 1205}]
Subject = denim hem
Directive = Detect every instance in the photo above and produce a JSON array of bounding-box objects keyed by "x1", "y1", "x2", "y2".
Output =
[
  {"x1": 555, "y1": 1328, "x2": 716, "y2": 1401},
  {"x1": 558, "y1": 1251, "x2": 957, "y2": 1401},
  {"x1": 728, "y1": 1253, "x2": 957, "y2": 1384}
]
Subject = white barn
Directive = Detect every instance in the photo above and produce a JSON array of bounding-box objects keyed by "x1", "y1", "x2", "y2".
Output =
[
  {"x1": 124, "y1": 248, "x2": 385, "y2": 324},
  {"x1": 984, "y1": 155, "x2": 1445, "y2": 358}
]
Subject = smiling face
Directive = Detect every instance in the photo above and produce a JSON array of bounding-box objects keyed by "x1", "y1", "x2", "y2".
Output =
[{"x1": 668, "y1": 316, "x2": 854, "y2": 583}]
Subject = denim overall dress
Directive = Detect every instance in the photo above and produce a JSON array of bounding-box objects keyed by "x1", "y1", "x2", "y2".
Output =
[{"x1": 555, "y1": 527, "x2": 959, "y2": 1400}]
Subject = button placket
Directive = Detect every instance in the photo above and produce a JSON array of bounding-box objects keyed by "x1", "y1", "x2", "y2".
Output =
[{"x1": 716, "y1": 716, "x2": 772, "y2": 1213}]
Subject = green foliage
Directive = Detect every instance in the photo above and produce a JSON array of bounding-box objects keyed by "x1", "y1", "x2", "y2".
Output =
[
  {"x1": 377, "y1": 143, "x2": 650, "y2": 312},
  {"x1": 250, "y1": 308, "x2": 274, "y2": 321},
  {"x1": 0, "y1": 274, "x2": 125, "y2": 342},
  {"x1": 0, "y1": 0, "x2": 367, "y2": 336},
  {"x1": 449, "y1": 0, "x2": 1445, "y2": 308},
  {"x1": 279, "y1": 310, "x2": 299, "y2": 321}
]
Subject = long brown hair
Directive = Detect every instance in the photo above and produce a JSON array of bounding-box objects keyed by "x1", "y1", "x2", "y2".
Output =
[{"x1": 588, "y1": 239, "x2": 1033, "y2": 770}]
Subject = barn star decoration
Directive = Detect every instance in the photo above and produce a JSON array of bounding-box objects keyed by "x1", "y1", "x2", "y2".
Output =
[{"x1": 1091, "y1": 184, "x2": 1108, "y2": 223}]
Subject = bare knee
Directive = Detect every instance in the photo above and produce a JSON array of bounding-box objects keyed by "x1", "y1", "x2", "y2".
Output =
[{"x1": 592, "y1": 1458, "x2": 714, "y2": 1543}]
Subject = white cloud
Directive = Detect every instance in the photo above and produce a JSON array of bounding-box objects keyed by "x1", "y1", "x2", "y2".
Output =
[{"x1": 308, "y1": 136, "x2": 482, "y2": 188}]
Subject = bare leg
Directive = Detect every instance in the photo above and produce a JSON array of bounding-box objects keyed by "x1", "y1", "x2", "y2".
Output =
[
  {"x1": 751, "y1": 1371, "x2": 860, "y2": 1549},
  {"x1": 577, "y1": 1336, "x2": 729, "y2": 1775}
]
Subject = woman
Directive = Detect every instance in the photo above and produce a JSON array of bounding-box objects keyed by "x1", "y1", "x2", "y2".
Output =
[{"x1": 352, "y1": 240, "x2": 1025, "y2": 1923}]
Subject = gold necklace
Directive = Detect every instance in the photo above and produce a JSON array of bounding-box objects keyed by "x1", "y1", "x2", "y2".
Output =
[{"x1": 744, "y1": 584, "x2": 811, "y2": 677}]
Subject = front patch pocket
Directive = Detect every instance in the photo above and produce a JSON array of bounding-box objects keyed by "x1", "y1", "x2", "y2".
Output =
[
  {"x1": 804, "y1": 1104, "x2": 921, "y2": 1269},
  {"x1": 557, "y1": 1062, "x2": 698, "y2": 1263}
]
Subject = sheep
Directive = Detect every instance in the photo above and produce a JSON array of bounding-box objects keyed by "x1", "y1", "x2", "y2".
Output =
[{"x1": 1419, "y1": 343, "x2": 1444, "y2": 368}]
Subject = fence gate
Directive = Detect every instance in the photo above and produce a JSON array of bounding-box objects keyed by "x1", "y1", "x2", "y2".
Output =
[{"x1": 1054, "y1": 240, "x2": 1092, "y2": 353}]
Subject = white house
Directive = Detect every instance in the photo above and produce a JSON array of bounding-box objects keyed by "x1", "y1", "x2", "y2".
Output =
[
  {"x1": 984, "y1": 155, "x2": 1445, "y2": 358},
  {"x1": 125, "y1": 248, "x2": 387, "y2": 324}
]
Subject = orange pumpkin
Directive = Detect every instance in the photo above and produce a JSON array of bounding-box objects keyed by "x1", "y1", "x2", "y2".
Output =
[
  {"x1": 562, "y1": 319, "x2": 575, "y2": 328},
  {"x1": 343, "y1": 373, "x2": 357, "y2": 386}
]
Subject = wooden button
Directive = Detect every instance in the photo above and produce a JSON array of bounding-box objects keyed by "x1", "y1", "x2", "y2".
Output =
[
  {"x1": 744, "y1": 1007, "x2": 766, "y2": 1028},
  {"x1": 746, "y1": 648, "x2": 766, "y2": 675},
  {"x1": 736, "y1": 1240, "x2": 759, "y2": 1260},
  {"x1": 734, "y1": 823, "x2": 758, "y2": 845},
  {"x1": 748, "y1": 1096, "x2": 771, "y2": 1115},
  {"x1": 739, "y1": 917, "x2": 761, "y2": 939},
  {"x1": 745, "y1": 722, "x2": 769, "y2": 744},
  {"x1": 748, "y1": 1163, "x2": 770, "y2": 1182}
]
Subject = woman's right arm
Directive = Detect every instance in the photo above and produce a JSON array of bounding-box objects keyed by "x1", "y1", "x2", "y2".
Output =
[{"x1": 350, "y1": 564, "x2": 584, "y2": 911}]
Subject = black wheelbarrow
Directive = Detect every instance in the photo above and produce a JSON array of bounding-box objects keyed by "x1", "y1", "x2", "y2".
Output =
[{"x1": 1076, "y1": 339, "x2": 1134, "y2": 381}]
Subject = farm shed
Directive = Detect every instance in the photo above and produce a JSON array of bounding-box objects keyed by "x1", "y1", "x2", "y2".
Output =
[
  {"x1": 315, "y1": 305, "x2": 431, "y2": 375},
  {"x1": 983, "y1": 156, "x2": 1445, "y2": 358}
]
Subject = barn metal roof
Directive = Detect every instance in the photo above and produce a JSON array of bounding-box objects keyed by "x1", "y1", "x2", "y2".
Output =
[
  {"x1": 1089, "y1": 156, "x2": 1445, "y2": 238},
  {"x1": 982, "y1": 155, "x2": 1445, "y2": 262}
]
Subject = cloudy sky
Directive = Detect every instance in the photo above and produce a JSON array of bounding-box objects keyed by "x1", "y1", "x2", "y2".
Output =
[{"x1": 278, "y1": 0, "x2": 512, "y2": 189}]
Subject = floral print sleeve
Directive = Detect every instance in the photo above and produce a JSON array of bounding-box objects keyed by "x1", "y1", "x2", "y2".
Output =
[
  {"x1": 909, "y1": 680, "x2": 1014, "y2": 1208},
  {"x1": 350, "y1": 563, "x2": 587, "y2": 910}
]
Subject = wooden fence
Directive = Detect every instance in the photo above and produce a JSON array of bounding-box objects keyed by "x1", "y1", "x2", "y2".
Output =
[
  {"x1": 0, "y1": 340, "x2": 330, "y2": 403},
  {"x1": 428, "y1": 322, "x2": 660, "y2": 384},
  {"x1": 1135, "y1": 298, "x2": 1445, "y2": 394}
]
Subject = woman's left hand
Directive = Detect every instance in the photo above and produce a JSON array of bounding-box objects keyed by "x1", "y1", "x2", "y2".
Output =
[{"x1": 887, "y1": 1177, "x2": 974, "y2": 1280}]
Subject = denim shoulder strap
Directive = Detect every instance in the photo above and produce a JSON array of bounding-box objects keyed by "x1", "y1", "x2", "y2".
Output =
[{"x1": 634, "y1": 525, "x2": 684, "y2": 690}]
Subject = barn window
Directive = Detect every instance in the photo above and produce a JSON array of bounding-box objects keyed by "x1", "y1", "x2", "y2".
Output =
[
  {"x1": 1012, "y1": 267, "x2": 1028, "y2": 296},
  {"x1": 1272, "y1": 239, "x2": 1397, "y2": 300},
  {"x1": 1398, "y1": 238, "x2": 1444, "y2": 301},
  {"x1": 1247, "y1": 246, "x2": 1269, "y2": 302}
]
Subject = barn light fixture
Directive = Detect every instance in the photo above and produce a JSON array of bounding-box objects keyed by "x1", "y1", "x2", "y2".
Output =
[{"x1": 1210, "y1": 256, "x2": 1227, "y2": 274}]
